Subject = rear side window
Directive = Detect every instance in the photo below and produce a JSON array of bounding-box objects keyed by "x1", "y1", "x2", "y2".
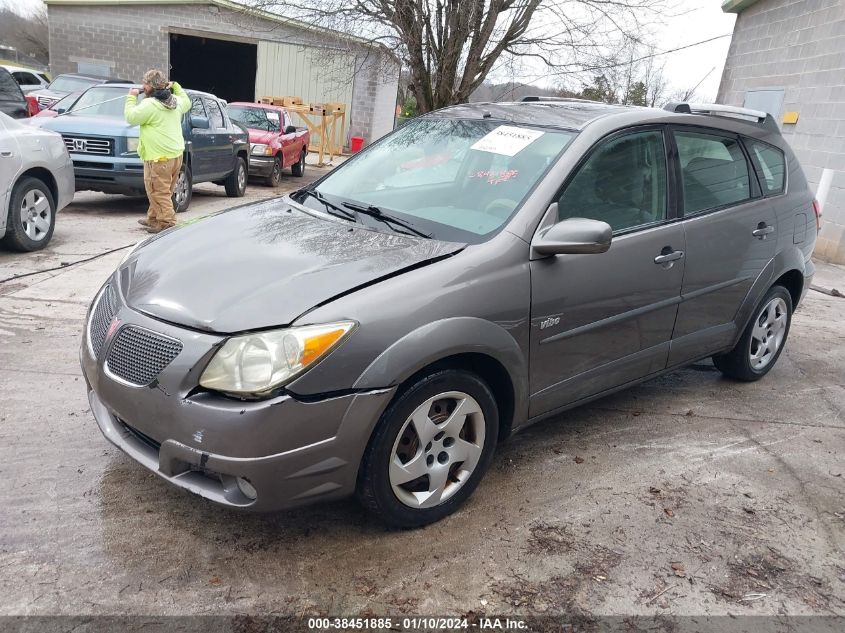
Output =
[
  {"x1": 557, "y1": 130, "x2": 667, "y2": 232},
  {"x1": 674, "y1": 131, "x2": 750, "y2": 215},
  {"x1": 746, "y1": 139, "x2": 785, "y2": 195},
  {"x1": 12, "y1": 72, "x2": 38, "y2": 86}
]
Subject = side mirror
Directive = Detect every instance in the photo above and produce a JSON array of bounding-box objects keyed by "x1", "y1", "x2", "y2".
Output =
[
  {"x1": 191, "y1": 115, "x2": 210, "y2": 129},
  {"x1": 284, "y1": 124, "x2": 297, "y2": 134},
  {"x1": 56, "y1": 107, "x2": 66, "y2": 114},
  {"x1": 532, "y1": 215, "x2": 612, "y2": 256}
]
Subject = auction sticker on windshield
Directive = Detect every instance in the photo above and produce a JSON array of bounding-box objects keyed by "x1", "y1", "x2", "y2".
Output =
[{"x1": 470, "y1": 125, "x2": 544, "y2": 156}]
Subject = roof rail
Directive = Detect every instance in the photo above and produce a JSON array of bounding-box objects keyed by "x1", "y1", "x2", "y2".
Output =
[{"x1": 663, "y1": 101, "x2": 778, "y2": 130}]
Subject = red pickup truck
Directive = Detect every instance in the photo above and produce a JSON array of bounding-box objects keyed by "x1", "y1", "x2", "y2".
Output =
[{"x1": 228, "y1": 102, "x2": 310, "y2": 186}]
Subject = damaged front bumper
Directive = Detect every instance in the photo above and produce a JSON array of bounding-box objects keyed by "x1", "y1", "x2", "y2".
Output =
[{"x1": 81, "y1": 281, "x2": 396, "y2": 511}]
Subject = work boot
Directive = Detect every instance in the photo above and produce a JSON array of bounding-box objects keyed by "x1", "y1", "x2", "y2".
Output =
[
  {"x1": 145, "y1": 226, "x2": 164, "y2": 234},
  {"x1": 138, "y1": 218, "x2": 150, "y2": 227}
]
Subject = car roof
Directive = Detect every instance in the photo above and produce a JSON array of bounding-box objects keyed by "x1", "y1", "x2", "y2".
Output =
[
  {"x1": 229, "y1": 101, "x2": 282, "y2": 110},
  {"x1": 1, "y1": 65, "x2": 40, "y2": 74},
  {"x1": 80, "y1": 83, "x2": 222, "y2": 101},
  {"x1": 428, "y1": 100, "x2": 640, "y2": 131},
  {"x1": 427, "y1": 98, "x2": 782, "y2": 143},
  {"x1": 56, "y1": 73, "x2": 115, "y2": 81}
]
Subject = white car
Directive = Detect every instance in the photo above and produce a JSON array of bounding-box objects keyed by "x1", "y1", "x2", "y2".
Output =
[
  {"x1": 0, "y1": 111, "x2": 74, "y2": 251},
  {"x1": 0, "y1": 65, "x2": 50, "y2": 95}
]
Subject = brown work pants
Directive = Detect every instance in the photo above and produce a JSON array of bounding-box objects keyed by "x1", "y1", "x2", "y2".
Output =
[{"x1": 143, "y1": 156, "x2": 182, "y2": 229}]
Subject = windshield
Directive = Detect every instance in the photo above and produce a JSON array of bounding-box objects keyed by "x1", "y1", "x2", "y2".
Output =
[
  {"x1": 69, "y1": 87, "x2": 140, "y2": 117},
  {"x1": 304, "y1": 118, "x2": 575, "y2": 243},
  {"x1": 48, "y1": 76, "x2": 100, "y2": 92},
  {"x1": 228, "y1": 105, "x2": 280, "y2": 132},
  {"x1": 50, "y1": 91, "x2": 80, "y2": 111}
]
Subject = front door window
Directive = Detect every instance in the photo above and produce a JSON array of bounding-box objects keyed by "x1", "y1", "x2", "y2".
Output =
[{"x1": 557, "y1": 130, "x2": 668, "y2": 232}]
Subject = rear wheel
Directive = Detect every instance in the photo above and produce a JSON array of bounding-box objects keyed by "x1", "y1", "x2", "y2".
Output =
[
  {"x1": 713, "y1": 285, "x2": 792, "y2": 381},
  {"x1": 357, "y1": 369, "x2": 498, "y2": 528},
  {"x1": 172, "y1": 163, "x2": 192, "y2": 213},
  {"x1": 225, "y1": 157, "x2": 247, "y2": 197},
  {"x1": 265, "y1": 156, "x2": 282, "y2": 187},
  {"x1": 2, "y1": 176, "x2": 55, "y2": 252},
  {"x1": 291, "y1": 150, "x2": 305, "y2": 177}
]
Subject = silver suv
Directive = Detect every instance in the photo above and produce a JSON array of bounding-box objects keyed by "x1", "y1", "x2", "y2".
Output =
[{"x1": 81, "y1": 100, "x2": 817, "y2": 527}]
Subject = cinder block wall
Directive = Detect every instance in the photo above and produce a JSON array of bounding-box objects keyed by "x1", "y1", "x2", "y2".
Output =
[
  {"x1": 47, "y1": 3, "x2": 398, "y2": 142},
  {"x1": 717, "y1": 0, "x2": 845, "y2": 264}
]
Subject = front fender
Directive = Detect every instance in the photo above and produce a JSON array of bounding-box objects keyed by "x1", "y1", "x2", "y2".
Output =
[{"x1": 352, "y1": 316, "x2": 529, "y2": 429}]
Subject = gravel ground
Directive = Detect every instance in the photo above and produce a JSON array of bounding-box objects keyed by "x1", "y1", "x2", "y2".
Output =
[{"x1": 0, "y1": 170, "x2": 843, "y2": 620}]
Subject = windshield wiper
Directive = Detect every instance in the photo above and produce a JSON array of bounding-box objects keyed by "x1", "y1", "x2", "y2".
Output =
[
  {"x1": 340, "y1": 201, "x2": 432, "y2": 239},
  {"x1": 295, "y1": 189, "x2": 356, "y2": 222}
]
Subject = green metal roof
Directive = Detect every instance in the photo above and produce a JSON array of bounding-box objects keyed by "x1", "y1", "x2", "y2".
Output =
[{"x1": 721, "y1": 0, "x2": 762, "y2": 13}]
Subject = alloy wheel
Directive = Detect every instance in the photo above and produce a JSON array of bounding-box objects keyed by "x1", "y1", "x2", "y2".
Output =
[
  {"x1": 389, "y1": 391, "x2": 486, "y2": 509},
  {"x1": 19, "y1": 188, "x2": 51, "y2": 242},
  {"x1": 175, "y1": 170, "x2": 189, "y2": 206},
  {"x1": 238, "y1": 163, "x2": 246, "y2": 192},
  {"x1": 749, "y1": 297, "x2": 788, "y2": 370}
]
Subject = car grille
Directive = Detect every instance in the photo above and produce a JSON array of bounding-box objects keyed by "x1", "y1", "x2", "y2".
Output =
[
  {"x1": 106, "y1": 326, "x2": 182, "y2": 386},
  {"x1": 37, "y1": 95, "x2": 55, "y2": 109},
  {"x1": 62, "y1": 135, "x2": 114, "y2": 156},
  {"x1": 89, "y1": 284, "x2": 119, "y2": 357}
]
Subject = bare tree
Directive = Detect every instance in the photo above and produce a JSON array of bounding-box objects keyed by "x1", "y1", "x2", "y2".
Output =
[
  {"x1": 0, "y1": 5, "x2": 49, "y2": 65},
  {"x1": 241, "y1": 1, "x2": 669, "y2": 113}
]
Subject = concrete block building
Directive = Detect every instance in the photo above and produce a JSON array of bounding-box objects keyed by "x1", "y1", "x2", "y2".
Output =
[
  {"x1": 45, "y1": 0, "x2": 400, "y2": 145},
  {"x1": 718, "y1": 0, "x2": 845, "y2": 264}
]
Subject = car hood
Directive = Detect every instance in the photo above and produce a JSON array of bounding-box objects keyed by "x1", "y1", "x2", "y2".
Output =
[
  {"x1": 32, "y1": 115, "x2": 137, "y2": 135},
  {"x1": 123, "y1": 198, "x2": 463, "y2": 333},
  {"x1": 247, "y1": 129, "x2": 278, "y2": 144}
]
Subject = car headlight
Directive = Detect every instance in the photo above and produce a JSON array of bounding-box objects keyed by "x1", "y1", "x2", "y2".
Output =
[
  {"x1": 199, "y1": 321, "x2": 356, "y2": 396},
  {"x1": 126, "y1": 137, "x2": 139, "y2": 154},
  {"x1": 251, "y1": 143, "x2": 272, "y2": 156}
]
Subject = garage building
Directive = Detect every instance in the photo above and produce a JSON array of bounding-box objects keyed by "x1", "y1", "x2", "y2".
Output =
[{"x1": 44, "y1": 0, "x2": 400, "y2": 145}]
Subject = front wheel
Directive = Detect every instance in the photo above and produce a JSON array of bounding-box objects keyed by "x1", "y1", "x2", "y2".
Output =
[
  {"x1": 291, "y1": 150, "x2": 305, "y2": 177},
  {"x1": 713, "y1": 285, "x2": 792, "y2": 381},
  {"x1": 172, "y1": 163, "x2": 192, "y2": 213},
  {"x1": 225, "y1": 157, "x2": 247, "y2": 197},
  {"x1": 1, "y1": 176, "x2": 56, "y2": 252},
  {"x1": 265, "y1": 156, "x2": 282, "y2": 187},
  {"x1": 357, "y1": 369, "x2": 499, "y2": 528}
]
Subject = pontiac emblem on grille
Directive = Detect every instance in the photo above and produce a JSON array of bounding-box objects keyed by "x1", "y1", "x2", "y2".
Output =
[
  {"x1": 106, "y1": 318, "x2": 120, "y2": 340},
  {"x1": 73, "y1": 138, "x2": 86, "y2": 152}
]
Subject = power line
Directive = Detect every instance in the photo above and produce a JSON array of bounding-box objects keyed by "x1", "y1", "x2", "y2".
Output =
[{"x1": 495, "y1": 32, "x2": 733, "y2": 99}]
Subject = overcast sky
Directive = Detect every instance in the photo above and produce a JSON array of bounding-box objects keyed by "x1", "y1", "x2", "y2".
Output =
[{"x1": 4, "y1": 0, "x2": 736, "y2": 102}]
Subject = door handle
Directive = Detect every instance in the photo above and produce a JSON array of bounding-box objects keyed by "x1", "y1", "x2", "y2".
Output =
[
  {"x1": 0, "y1": 151, "x2": 13, "y2": 158},
  {"x1": 752, "y1": 223, "x2": 775, "y2": 239},
  {"x1": 654, "y1": 249, "x2": 684, "y2": 265}
]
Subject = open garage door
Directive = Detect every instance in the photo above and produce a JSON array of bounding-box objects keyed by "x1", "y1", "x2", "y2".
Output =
[
  {"x1": 256, "y1": 41, "x2": 354, "y2": 140},
  {"x1": 170, "y1": 33, "x2": 257, "y2": 103}
]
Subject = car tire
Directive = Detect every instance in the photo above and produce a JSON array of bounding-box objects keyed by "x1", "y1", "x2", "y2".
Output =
[
  {"x1": 712, "y1": 285, "x2": 793, "y2": 381},
  {"x1": 291, "y1": 150, "x2": 305, "y2": 177},
  {"x1": 225, "y1": 157, "x2": 247, "y2": 197},
  {"x1": 1, "y1": 176, "x2": 56, "y2": 252},
  {"x1": 357, "y1": 369, "x2": 499, "y2": 528},
  {"x1": 265, "y1": 156, "x2": 282, "y2": 187},
  {"x1": 172, "y1": 163, "x2": 193, "y2": 213}
]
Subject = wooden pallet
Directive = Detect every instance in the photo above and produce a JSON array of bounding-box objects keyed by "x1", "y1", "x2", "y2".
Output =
[{"x1": 260, "y1": 96, "x2": 347, "y2": 166}]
